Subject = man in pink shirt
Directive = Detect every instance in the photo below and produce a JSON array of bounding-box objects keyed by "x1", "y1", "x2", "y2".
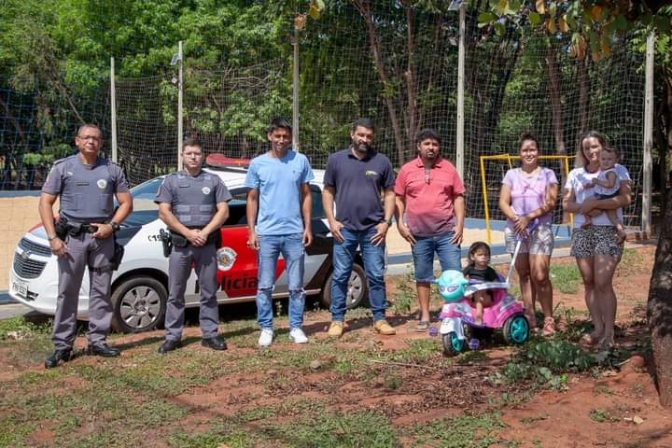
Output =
[{"x1": 394, "y1": 129, "x2": 465, "y2": 330}]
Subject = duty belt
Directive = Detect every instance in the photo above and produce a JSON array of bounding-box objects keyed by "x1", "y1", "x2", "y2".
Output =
[
  {"x1": 67, "y1": 223, "x2": 99, "y2": 235},
  {"x1": 79, "y1": 224, "x2": 99, "y2": 233},
  {"x1": 170, "y1": 229, "x2": 220, "y2": 247}
]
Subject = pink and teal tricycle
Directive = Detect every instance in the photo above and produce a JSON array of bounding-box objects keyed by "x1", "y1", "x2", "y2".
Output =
[{"x1": 434, "y1": 270, "x2": 530, "y2": 356}]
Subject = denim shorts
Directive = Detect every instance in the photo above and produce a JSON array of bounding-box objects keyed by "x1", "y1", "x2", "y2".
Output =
[
  {"x1": 505, "y1": 223, "x2": 554, "y2": 255},
  {"x1": 411, "y1": 231, "x2": 461, "y2": 282}
]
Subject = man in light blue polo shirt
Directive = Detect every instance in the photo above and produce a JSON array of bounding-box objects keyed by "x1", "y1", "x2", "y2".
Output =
[{"x1": 245, "y1": 117, "x2": 314, "y2": 347}]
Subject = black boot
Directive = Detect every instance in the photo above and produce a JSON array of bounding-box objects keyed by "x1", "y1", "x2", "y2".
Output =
[
  {"x1": 158, "y1": 339, "x2": 182, "y2": 354},
  {"x1": 45, "y1": 349, "x2": 73, "y2": 369},
  {"x1": 86, "y1": 343, "x2": 120, "y2": 357},
  {"x1": 201, "y1": 335, "x2": 227, "y2": 351}
]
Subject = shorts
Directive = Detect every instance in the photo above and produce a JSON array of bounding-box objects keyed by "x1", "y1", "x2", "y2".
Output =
[
  {"x1": 595, "y1": 190, "x2": 619, "y2": 200},
  {"x1": 505, "y1": 223, "x2": 554, "y2": 255},
  {"x1": 411, "y1": 231, "x2": 461, "y2": 283},
  {"x1": 570, "y1": 226, "x2": 623, "y2": 258}
]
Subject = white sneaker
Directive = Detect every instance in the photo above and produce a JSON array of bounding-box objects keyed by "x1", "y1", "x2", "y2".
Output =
[
  {"x1": 258, "y1": 328, "x2": 274, "y2": 347},
  {"x1": 289, "y1": 328, "x2": 308, "y2": 344}
]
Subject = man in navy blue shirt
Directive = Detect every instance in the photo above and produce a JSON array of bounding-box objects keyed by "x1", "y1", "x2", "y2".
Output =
[{"x1": 322, "y1": 118, "x2": 396, "y2": 337}]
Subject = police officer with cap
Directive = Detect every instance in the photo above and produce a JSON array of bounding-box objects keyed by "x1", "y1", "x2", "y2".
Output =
[
  {"x1": 39, "y1": 124, "x2": 133, "y2": 368},
  {"x1": 154, "y1": 137, "x2": 231, "y2": 353}
]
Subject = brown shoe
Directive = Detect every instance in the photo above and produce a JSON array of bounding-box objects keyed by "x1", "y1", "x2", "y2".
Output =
[
  {"x1": 373, "y1": 320, "x2": 396, "y2": 335},
  {"x1": 327, "y1": 321, "x2": 344, "y2": 337}
]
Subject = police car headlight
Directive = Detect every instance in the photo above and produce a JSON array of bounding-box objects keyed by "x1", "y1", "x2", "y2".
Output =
[{"x1": 216, "y1": 247, "x2": 237, "y2": 271}]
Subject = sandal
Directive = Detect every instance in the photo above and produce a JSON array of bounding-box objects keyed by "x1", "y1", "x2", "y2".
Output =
[
  {"x1": 414, "y1": 321, "x2": 431, "y2": 332},
  {"x1": 541, "y1": 317, "x2": 556, "y2": 337},
  {"x1": 598, "y1": 337, "x2": 616, "y2": 352},
  {"x1": 525, "y1": 312, "x2": 537, "y2": 328},
  {"x1": 556, "y1": 316, "x2": 568, "y2": 332},
  {"x1": 580, "y1": 333, "x2": 599, "y2": 347}
]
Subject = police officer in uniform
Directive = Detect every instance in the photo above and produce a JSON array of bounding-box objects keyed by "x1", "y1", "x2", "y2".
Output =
[
  {"x1": 39, "y1": 124, "x2": 133, "y2": 368},
  {"x1": 154, "y1": 137, "x2": 231, "y2": 353}
]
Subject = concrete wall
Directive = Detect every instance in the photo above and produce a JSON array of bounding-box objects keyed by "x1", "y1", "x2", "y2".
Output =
[{"x1": 1, "y1": 195, "x2": 42, "y2": 290}]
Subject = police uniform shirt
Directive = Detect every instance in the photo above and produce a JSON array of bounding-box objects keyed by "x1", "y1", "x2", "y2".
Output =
[
  {"x1": 42, "y1": 155, "x2": 129, "y2": 223},
  {"x1": 154, "y1": 170, "x2": 232, "y2": 227}
]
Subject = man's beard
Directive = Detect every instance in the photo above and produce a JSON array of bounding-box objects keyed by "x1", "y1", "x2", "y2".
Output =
[{"x1": 353, "y1": 141, "x2": 370, "y2": 153}]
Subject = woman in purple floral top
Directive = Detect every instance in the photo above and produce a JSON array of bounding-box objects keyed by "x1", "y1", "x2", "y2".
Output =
[{"x1": 499, "y1": 132, "x2": 559, "y2": 336}]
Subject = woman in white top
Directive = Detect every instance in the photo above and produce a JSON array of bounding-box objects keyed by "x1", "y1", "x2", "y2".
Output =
[{"x1": 562, "y1": 130, "x2": 631, "y2": 350}]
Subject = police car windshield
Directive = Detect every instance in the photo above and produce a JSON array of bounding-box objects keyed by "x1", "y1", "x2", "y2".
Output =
[{"x1": 112, "y1": 177, "x2": 164, "y2": 211}]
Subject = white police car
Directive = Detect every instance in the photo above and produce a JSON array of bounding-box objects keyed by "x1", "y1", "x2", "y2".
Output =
[{"x1": 9, "y1": 162, "x2": 368, "y2": 333}]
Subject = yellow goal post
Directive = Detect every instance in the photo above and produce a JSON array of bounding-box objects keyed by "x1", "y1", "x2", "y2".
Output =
[{"x1": 479, "y1": 154, "x2": 572, "y2": 245}]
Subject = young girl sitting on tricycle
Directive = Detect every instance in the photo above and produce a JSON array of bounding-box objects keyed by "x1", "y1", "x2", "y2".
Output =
[{"x1": 435, "y1": 242, "x2": 530, "y2": 356}]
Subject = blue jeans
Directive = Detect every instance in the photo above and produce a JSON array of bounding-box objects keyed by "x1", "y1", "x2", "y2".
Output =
[
  {"x1": 411, "y1": 231, "x2": 461, "y2": 282},
  {"x1": 256, "y1": 233, "x2": 306, "y2": 330},
  {"x1": 330, "y1": 227, "x2": 387, "y2": 322}
]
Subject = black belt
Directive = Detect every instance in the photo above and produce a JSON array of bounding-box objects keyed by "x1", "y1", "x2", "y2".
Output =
[
  {"x1": 79, "y1": 224, "x2": 98, "y2": 233},
  {"x1": 66, "y1": 223, "x2": 98, "y2": 235},
  {"x1": 170, "y1": 229, "x2": 220, "y2": 246}
]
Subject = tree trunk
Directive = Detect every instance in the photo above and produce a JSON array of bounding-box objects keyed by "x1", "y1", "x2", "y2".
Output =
[
  {"x1": 546, "y1": 42, "x2": 570, "y2": 222},
  {"x1": 662, "y1": 73, "x2": 672, "y2": 215},
  {"x1": 404, "y1": 1, "x2": 418, "y2": 157},
  {"x1": 0, "y1": 96, "x2": 26, "y2": 145},
  {"x1": 577, "y1": 57, "x2": 589, "y2": 138},
  {"x1": 648, "y1": 187, "x2": 672, "y2": 408},
  {"x1": 654, "y1": 73, "x2": 669, "y2": 214},
  {"x1": 546, "y1": 42, "x2": 565, "y2": 155},
  {"x1": 352, "y1": 0, "x2": 406, "y2": 167},
  {"x1": 472, "y1": 35, "x2": 521, "y2": 157}
]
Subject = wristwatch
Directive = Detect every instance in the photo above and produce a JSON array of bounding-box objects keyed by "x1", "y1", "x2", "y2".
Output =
[
  {"x1": 109, "y1": 221, "x2": 121, "y2": 232},
  {"x1": 383, "y1": 218, "x2": 393, "y2": 226}
]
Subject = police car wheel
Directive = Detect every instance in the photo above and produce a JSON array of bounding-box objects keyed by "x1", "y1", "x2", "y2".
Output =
[
  {"x1": 320, "y1": 263, "x2": 368, "y2": 310},
  {"x1": 111, "y1": 276, "x2": 167, "y2": 333}
]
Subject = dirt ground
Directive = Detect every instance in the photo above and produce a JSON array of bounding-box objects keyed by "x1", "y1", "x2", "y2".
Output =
[
  {"x1": 2, "y1": 243, "x2": 671, "y2": 447},
  {"x1": 380, "y1": 243, "x2": 672, "y2": 447}
]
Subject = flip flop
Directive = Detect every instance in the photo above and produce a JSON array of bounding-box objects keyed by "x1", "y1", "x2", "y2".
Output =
[
  {"x1": 541, "y1": 317, "x2": 556, "y2": 336},
  {"x1": 414, "y1": 321, "x2": 430, "y2": 332},
  {"x1": 579, "y1": 333, "x2": 600, "y2": 347},
  {"x1": 598, "y1": 337, "x2": 616, "y2": 352},
  {"x1": 525, "y1": 313, "x2": 537, "y2": 328}
]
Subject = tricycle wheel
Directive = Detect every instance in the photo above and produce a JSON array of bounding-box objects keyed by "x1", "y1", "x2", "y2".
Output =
[
  {"x1": 503, "y1": 314, "x2": 530, "y2": 345},
  {"x1": 442, "y1": 332, "x2": 464, "y2": 357}
]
